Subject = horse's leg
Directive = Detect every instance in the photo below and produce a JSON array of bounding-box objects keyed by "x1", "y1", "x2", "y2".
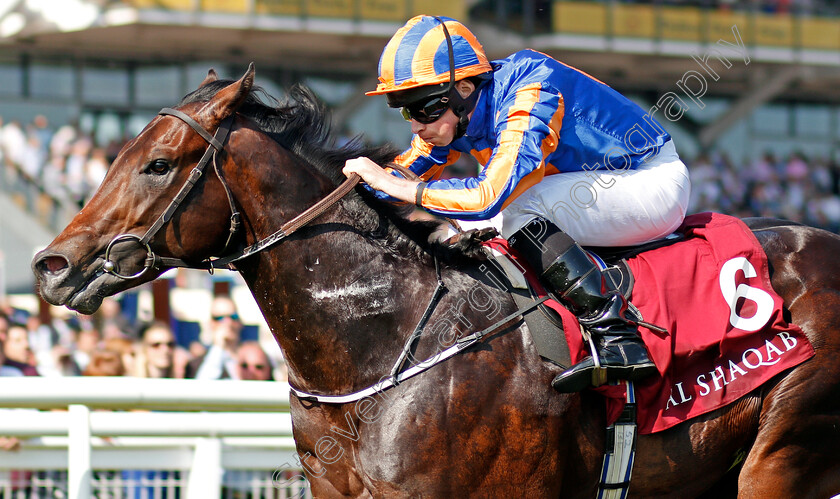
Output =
[{"x1": 739, "y1": 227, "x2": 840, "y2": 497}]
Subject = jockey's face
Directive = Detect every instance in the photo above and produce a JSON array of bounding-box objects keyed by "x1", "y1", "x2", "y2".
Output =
[
  {"x1": 410, "y1": 109, "x2": 460, "y2": 147},
  {"x1": 408, "y1": 79, "x2": 475, "y2": 147}
]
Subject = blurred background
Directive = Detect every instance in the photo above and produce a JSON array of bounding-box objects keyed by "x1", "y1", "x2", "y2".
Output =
[{"x1": 0, "y1": 0, "x2": 839, "y2": 497}]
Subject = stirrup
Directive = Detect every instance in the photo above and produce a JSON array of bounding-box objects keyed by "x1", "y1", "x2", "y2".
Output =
[{"x1": 584, "y1": 327, "x2": 608, "y2": 388}]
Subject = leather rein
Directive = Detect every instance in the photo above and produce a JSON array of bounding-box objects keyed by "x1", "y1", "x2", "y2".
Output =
[{"x1": 102, "y1": 107, "x2": 368, "y2": 279}]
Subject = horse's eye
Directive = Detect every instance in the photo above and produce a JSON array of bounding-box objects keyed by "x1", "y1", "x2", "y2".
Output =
[{"x1": 147, "y1": 159, "x2": 170, "y2": 175}]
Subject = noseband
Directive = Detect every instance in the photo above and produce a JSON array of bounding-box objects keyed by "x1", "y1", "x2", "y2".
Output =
[{"x1": 102, "y1": 107, "x2": 364, "y2": 279}]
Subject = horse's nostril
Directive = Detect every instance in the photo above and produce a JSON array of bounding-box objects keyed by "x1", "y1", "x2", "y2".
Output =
[{"x1": 42, "y1": 255, "x2": 69, "y2": 274}]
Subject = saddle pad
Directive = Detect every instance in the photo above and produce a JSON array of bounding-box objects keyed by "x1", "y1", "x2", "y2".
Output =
[
  {"x1": 485, "y1": 213, "x2": 814, "y2": 435},
  {"x1": 592, "y1": 213, "x2": 814, "y2": 434}
]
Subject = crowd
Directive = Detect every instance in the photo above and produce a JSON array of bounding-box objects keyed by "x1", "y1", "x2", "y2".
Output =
[
  {"x1": 0, "y1": 289, "x2": 286, "y2": 495},
  {"x1": 687, "y1": 151, "x2": 840, "y2": 232},
  {"x1": 0, "y1": 114, "x2": 117, "y2": 210},
  {"x1": 0, "y1": 293, "x2": 284, "y2": 382}
]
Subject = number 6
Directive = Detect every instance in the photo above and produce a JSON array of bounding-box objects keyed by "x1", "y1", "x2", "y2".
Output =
[{"x1": 719, "y1": 257, "x2": 775, "y2": 331}]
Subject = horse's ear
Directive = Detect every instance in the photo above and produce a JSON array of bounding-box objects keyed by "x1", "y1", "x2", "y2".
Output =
[
  {"x1": 199, "y1": 69, "x2": 218, "y2": 88},
  {"x1": 202, "y1": 62, "x2": 255, "y2": 125}
]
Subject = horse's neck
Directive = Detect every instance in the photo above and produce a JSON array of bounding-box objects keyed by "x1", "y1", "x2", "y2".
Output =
[{"x1": 236, "y1": 196, "x2": 441, "y2": 393}]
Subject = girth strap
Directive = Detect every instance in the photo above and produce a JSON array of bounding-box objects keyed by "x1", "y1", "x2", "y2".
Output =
[
  {"x1": 389, "y1": 255, "x2": 447, "y2": 381},
  {"x1": 290, "y1": 295, "x2": 550, "y2": 404}
]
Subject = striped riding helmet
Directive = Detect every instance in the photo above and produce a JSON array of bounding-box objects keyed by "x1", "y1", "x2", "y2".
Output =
[{"x1": 366, "y1": 15, "x2": 492, "y2": 100}]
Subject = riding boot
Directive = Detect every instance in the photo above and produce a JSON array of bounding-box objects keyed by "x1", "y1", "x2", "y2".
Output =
[{"x1": 508, "y1": 218, "x2": 657, "y2": 393}]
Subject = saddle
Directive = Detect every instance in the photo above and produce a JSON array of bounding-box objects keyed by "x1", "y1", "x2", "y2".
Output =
[{"x1": 480, "y1": 233, "x2": 683, "y2": 368}]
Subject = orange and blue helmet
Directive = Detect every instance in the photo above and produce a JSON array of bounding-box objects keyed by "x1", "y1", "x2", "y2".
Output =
[{"x1": 367, "y1": 15, "x2": 493, "y2": 103}]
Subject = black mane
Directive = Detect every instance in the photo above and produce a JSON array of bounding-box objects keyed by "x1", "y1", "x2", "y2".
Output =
[
  {"x1": 180, "y1": 79, "x2": 483, "y2": 263},
  {"x1": 181, "y1": 80, "x2": 398, "y2": 185}
]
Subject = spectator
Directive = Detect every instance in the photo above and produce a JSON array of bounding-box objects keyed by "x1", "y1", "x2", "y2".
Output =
[
  {"x1": 236, "y1": 342, "x2": 274, "y2": 381},
  {"x1": 123, "y1": 323, "x2": 180, "y2": 498},
  {"x1": 136, "y1": 322, "x2": 176, "y2": 379},
  {"x1": 98, "y1": 297, "x2": 137, "y2": 340},
  {"x1": 171, "y1": 345, "x2": 192, "y2": 379},
  {"x1": 26, "y1": 313, "x2": 56, "y2": 360},
  {"x1": 0, "y1": 326, "x2": 27, "y2": 493},
  {"x1": 191, "y1": 296, "x2": 243, "y2": 379},
  {"x1": 0, "y1": 320, "x2": 23, "y2": 377},
  {"x1": 72, "y1": 326, "x2": 100, "y2": 374},
  {"x1": 3, "y1": 325, "x2": 39, "y2": 376},
  {"x1": 83, "y1": 349, "x2": 125, "y2": 376},
  {"x1": 1, "y1": 119, "x2": 26, "y2": 169},
  {"x1": 104, "y1": 337, "x2": 137, "y2": 377}
]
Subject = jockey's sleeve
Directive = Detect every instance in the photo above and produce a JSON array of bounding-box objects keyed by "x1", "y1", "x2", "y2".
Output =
[
  {"x1": 416, "y1": 83, "x2": 563, "y2": 220},
  {"x1": 394, "y1": 135, "x2": 462, "y2": 180},
  {"x1": 366, "y1": 135, "x2": 461, "y2": 202}
]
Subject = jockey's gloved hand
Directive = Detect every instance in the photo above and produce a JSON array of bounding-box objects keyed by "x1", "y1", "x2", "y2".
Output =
[{"x1": 443, "y1": 227, "x2": 499, "y2": 254}]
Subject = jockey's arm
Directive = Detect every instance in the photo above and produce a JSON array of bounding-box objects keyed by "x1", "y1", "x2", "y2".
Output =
[
  {"x1": 343, "y1": 156, "x2": 419, "y2": 203},
  {"x1": 344, "y1": 135, "x2": 461, "y2": 203}
]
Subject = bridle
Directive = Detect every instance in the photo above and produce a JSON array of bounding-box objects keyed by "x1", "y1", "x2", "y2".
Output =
[{"x1": 102, "y1": 106, "x2": 364, "y2": 279}]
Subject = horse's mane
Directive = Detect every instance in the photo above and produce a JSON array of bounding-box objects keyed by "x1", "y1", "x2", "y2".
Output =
[{"x1": 180, "y1": 79, "x2": 484, "y2": 264}]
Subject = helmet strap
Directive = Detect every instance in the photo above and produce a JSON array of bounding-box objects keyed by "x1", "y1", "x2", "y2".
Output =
[
  {"x1": 449, "y1": 85, "x2": 480, "y2": 140},
  {"x1": 434, "y1": 16, "x2": 479, "y2": 140}
]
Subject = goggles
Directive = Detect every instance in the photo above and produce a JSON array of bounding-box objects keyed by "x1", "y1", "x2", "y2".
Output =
[{"x1": 400, "y1": 94, "x2": 451, "y2": 124}]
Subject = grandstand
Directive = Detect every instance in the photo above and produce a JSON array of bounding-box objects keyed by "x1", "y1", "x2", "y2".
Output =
[{"x1": 1, "y1": 0, "x2": 840, "y2": 497}]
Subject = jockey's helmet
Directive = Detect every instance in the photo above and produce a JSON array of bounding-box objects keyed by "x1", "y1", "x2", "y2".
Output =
[{"x1": 366, "y1": 15, "x2": 493, "y2": 108}]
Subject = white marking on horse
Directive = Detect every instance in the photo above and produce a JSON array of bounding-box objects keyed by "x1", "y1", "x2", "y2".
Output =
[{"x1": 310, "y1": 281, "x2": 390, "y2": 301}]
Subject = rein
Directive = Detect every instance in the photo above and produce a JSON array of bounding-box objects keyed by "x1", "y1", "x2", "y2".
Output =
[{"x1": 103, "y1": 106, "x2": 441, "y2": 279}]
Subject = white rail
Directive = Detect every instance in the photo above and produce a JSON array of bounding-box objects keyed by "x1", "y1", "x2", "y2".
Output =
[
  {"x1": 0, "y1": 378, "x2": 306, "y2": 499},
  {"x1": 0, "y1": 377, "x2": 292, "y2": 411}
]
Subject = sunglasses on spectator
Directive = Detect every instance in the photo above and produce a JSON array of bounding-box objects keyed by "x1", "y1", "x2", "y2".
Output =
[
  {"x1": 212, "y1": 313, "x2": 240, "y2": 322},
  {"x1": 148, "y1": 341, "x2": 175, "y2": 349},
  {"x1": 401, "y1": 95, "x2": 451, "y2": 124}
]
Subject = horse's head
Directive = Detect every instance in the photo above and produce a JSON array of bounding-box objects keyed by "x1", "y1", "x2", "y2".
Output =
[{"x1": 33, "y1": 65, "x2": 256, "y2": 314}]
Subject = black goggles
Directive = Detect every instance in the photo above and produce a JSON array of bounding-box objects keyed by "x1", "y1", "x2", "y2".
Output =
[{"x1": 401, "y1": 94, "x2": 451, "y2": 124}]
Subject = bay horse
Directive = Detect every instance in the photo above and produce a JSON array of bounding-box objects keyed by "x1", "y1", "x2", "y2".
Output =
[{"x1": 32, "y1": 65, "x2": 840, "y2": 497}]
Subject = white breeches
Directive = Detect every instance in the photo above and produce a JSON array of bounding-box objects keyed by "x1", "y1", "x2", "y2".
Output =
[{"x1": 456, "y1": 140, "x2": 691, "y2": 246}]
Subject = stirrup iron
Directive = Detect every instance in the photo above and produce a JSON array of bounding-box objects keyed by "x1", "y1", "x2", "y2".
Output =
[{"x1": 582, "y1": 326, "x2": 608, "y2": 388}]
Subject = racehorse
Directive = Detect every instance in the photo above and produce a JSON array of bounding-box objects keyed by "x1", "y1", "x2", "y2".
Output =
[{"x1": 32, "y1": 65, "x2": 840, "y2": 498}]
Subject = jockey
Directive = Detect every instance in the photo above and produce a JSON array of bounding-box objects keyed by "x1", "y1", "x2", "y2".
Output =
[{"x1": 343, "y1": 15, "x2": 691, "y2": 392}]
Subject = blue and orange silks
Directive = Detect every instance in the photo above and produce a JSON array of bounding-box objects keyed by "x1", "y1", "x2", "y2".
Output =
[
  {"x1": 378, "y1": 50, "x2": 672, "y2": 221},
  {"x1": 366, "y1": 15, "x2": 492, "y2": 95}
]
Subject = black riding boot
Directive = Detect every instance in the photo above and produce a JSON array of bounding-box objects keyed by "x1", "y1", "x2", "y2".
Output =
[{"x1": 509, "y1": 218, "x2": 657, "y2": 393}]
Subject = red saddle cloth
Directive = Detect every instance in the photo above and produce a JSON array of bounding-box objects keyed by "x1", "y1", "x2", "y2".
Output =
[{"x1": 486, "y1": 213, "x2": 814, "y2": 434}]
